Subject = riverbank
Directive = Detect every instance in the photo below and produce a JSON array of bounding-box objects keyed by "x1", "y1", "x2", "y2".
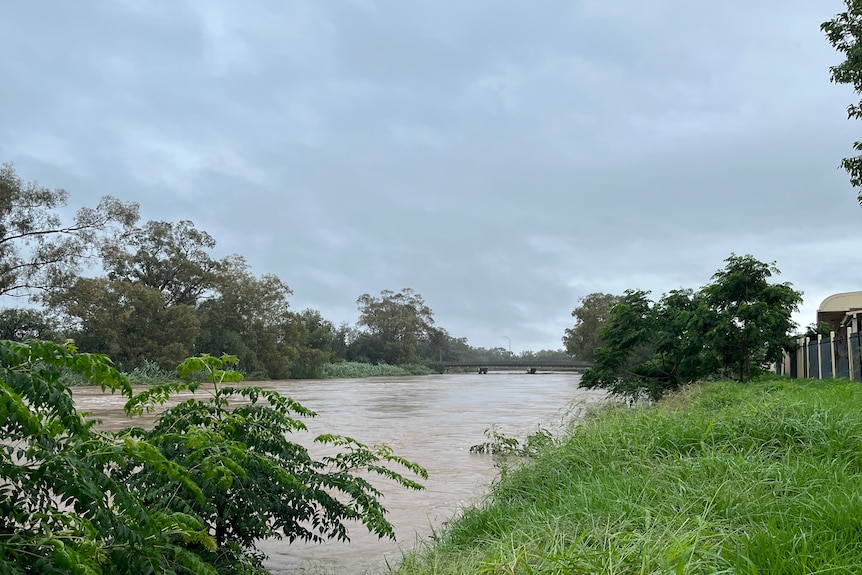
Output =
[{"x1": 396, "y1": 377, "x2": 862, "y2": 574}]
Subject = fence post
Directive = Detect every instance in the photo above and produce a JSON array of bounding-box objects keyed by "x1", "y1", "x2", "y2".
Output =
[
  {"x1": 849, "y1": 326, "x2": 855, "y2": 381},
  {"x1": 805, "y1": 337, "x2": 811, "y2": 379},
  {"x1": 831, "y1": 331, "x2": 837, "y2": 379}
]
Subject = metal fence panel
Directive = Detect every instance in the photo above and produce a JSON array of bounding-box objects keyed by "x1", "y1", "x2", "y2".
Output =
[
  {"x1": 852, "y1": 333, "x2": 862, "y2": 382},
  {"x1": 835, "y1": 336, "x2": 850, "y2": 379},
  {"x1": 808, "y1": 342, "x2": 819, "y2": 378},
  {"x1": 820, "y1": 338, "x2": 833, "y2": 378}
]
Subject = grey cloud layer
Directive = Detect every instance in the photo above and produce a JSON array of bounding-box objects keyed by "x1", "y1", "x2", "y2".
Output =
[{"x1": 1, "y1": 0, "x2": 857, "y2": 350}]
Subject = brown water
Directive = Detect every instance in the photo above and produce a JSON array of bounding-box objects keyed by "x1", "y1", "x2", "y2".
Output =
[{"x1": 72, "y1": 372, "x2": 606, "y2": 574}]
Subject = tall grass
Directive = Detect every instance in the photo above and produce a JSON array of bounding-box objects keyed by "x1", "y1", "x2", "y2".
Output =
[
  {"x1": 321, "y1": 361, "x2": 434, "y2": 379},
  {"x1": 397, "y1": 378, "x2": 862, "y2": 574}
]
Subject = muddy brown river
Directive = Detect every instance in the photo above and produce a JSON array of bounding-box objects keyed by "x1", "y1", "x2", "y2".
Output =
[{"x1": 72, "y1": 372, "x2": 605, "y2": 574}]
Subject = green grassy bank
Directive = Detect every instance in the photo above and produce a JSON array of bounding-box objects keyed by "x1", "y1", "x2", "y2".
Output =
[{"x1": 397, "y1": 378, "x2": 862, "y2": 574}]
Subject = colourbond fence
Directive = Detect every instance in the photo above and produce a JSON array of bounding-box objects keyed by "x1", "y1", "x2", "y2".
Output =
[{"x1": 777, "y1": 330, "x2": 862, "y2": 380}]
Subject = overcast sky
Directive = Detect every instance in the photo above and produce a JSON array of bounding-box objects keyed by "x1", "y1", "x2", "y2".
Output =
[{"x1": 2, "y1": 1, "x2": 860, "y2": 352}]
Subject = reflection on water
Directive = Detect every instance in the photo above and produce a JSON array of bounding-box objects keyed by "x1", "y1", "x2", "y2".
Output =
[{"x1": 72, "y1": 372, "x2": 606, "y2": 574}]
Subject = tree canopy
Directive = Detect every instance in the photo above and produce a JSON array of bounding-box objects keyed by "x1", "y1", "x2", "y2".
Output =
[
  {"x1": 581, "y1": 255, "x2": 801, "y2": 401},
  {"x1": 355, "y1": 288, "x2": 436, "y2": 365},
  {"x1": 0, "y1": 163, "x2": 138, "y2": 298},
  {"x1": 563, "y1": 292, "x2": 621, "y2": 360},
  {"x1": 823, "y1": 1, "x2": 862, "y2": 204}
]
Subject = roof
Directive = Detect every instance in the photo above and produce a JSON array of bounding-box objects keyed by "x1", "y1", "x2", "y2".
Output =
[{"x1": 818, "y1": 291, "x2": 862, "y2": 313}]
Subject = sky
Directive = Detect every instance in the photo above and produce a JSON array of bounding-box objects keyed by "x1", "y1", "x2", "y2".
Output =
[{"x1": 1, "y1": 1, "x2": 861, "y2": 352}]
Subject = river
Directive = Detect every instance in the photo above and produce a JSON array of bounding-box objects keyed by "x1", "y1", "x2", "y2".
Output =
[{"x1": 72, "y1": 372, "x2": 606, "y2": 574}]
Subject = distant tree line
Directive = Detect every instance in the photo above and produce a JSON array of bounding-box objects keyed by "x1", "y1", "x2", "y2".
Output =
[{"x1": 0, "y1": 164, "x2": 564, "y2": 378}]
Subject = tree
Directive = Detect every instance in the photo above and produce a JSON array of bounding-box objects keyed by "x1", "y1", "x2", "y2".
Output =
[
  {"x1": 53, "y1": 277, "x2": 200, "y2": 369},
  {"x1": 0, "y1": 163, "x2": 138, "y2": 298},
  {"x1": 0, "y1": 340, "x2": 214, "y2": 574},
  {"x1": 286, "y1": 309, "x2": 339, "y2": 378},
  {"x1": 1, "y1": 341, "x2": 428, "y2": 574},
  {"x1": 702, "y1": 254, "x2": 802, "y2": 382},
  {"x1": 123, "y1": 354, "x2": 427, "y2": 573},
  {"x1": 563, "y1": 292, "x2": 621, "y2": 360},
  {"x1": 195, "y1": 256, "x2": 298, "y2": 379},
  {"x1": 581, "y1": 255, "x2": 801, "y2": 401},
  {"x1": 355, "y1": 289, "x2": 436, "y2": 365},
  {"x1": 581, "y1": 288, "x2": 720, "y2": 400},
  {"x1": 823, "y1": 2, "x2": 862, "y2": 204},
  {"x1": 100, "y1": 219, "x2": 221, "y2": 307},
  {"x1": 0, "y1": 307, "x2": 56, "y2": 340}
]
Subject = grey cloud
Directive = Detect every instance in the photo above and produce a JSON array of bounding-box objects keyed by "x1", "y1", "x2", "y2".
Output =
[{"x1": 1, "y1": 0, "x2": 858, "y2": 350}]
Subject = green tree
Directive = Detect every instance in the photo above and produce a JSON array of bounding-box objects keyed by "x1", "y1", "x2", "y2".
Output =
[
  {"x1": 355, "y1": 288, "x2": 435, "y2": 365},
  {"x1": 0, "y1": 340, "x2": 214, "y2": 574},
  {"x1": 286, "y1": 309, "x2": 338, "y2": 378},
  {"x1": 0, "y1": 307, "x2": 56, "y2": 340},
  {"x1": 562, "y1": 292, "x2": 621, "y2": 360},
  {"x1": 581, "y1": 288, "x2": 721, "y2": 400},
  {"x1": 702, "y1": 254, "x2": 802, "y2": 381},
  {"x1": 53, "y1": 278, "x2": 200, "y2": 369},
  {"x1": 0, "y1": 163, "x2": 138, "y2": 298},
  {"x1": 124, "y1": 354, "x2": 427, "y2": 573},
  {"x1": 195, "y1": 257, "x2": 297, "y2": 379},
  {"x1": 823, "y1": 1, "x2": 862, "y2": 203},
  {"x1": 100, "y1": 219, "x2": 221, "y2": 306},
  {"x1": 581, "y1": 255, "x2": 801, "y2": 400}
]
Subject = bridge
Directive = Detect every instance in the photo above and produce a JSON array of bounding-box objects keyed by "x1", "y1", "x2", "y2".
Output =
[{"x1": 443, "y1": 361, "x2": 592, "y2": 374}]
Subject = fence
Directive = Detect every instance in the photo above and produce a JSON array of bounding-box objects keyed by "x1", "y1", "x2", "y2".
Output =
[{"x1": 777, "y1": 329, "x2": 862, "y2": 380}]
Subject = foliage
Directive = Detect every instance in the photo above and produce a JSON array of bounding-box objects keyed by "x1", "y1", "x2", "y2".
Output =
[
  {"x1": 125, "y1": 359, "x2": 178, "y2": 386},
  {"x1": 702, "y1": 254, "x2": 802, "y2": 381},
  {"x1": 823, "y1": 1, "x2": 862, "y2": 204},
  {"x1": 100, "y1": 219, "x2": 222, "y2": 307},
  {"x1": 581, "y1": 289, "x2": 715, "y2": 401},
  {"x1": 0, "y1": 307, "x2": 56, "y2": 340},
  {"x1": 51, "y1": 278, "x2": 200, "y2": 370},
  {"x1": 0, "y1": 339, "x2": 214, "y2": 575},
  {"x1": 562, "y1": 292, "x2": 621, "y2": 360},
  {"x1": 581, "y1": 255, "x2": 801, "y2": 401},
  {"x1": 321, "y1": 361, "x2": 433, "y2": 379},
  {"x1": 0, "y1": 163, "x2": 139, "y2": 299},
  {"x1": 803, "y1": 321, "x2": 833, "y2": 338},
  {"x1": 469, "y1": 426, "x2": 556, "y2": 458},
  {"x1": 355, "y1": 288, "x2": 436, "y2": 365},
  {"x1": 397, "y1": 378, "x2": 862, "y2": 575},
  {"x1": 123, "y1": 353, "x2": 428, "y2": 572},
  {"x1": 1, "y1": 343, "x2": 428, "y2": 574},
  {"x1": 195, "y1": 257, "x2": 298, "y2": 379}
]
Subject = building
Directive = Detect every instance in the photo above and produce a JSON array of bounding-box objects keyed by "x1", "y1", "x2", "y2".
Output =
[{"x1": 817, "y1": 291, "x2": 862, "y2": 334}]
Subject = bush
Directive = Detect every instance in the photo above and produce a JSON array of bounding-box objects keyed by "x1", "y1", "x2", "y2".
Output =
[{"x1": 0, "y1": 342, "x2": 427, "y2": 574}]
